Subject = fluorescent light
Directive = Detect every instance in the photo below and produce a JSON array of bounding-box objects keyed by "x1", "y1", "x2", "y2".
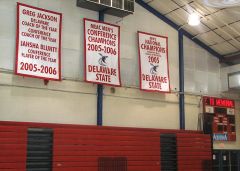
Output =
[{"x1": 188, "y1": 13, "x2": 200, "y2": 26}]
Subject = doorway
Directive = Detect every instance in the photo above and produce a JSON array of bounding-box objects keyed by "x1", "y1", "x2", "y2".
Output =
[{"x1": 213, "y1": 150, "x2": 240, "y2": 171}]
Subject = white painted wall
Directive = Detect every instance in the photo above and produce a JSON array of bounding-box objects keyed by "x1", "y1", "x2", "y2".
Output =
[
  {"x1": 0, "y1": 72, "x2": 97, "y2": 125},
  {"x1": 0, "y1": 0, "x2": 98, "y2": 80},
  {"x1": 184, "y1": 36, "x2": 220, "y2": 95},
  {"x1": 104, "y1": 4, "x2": 179, "y2": 90},
  {"x1": 0, "y1": 0, "x2": 238, "y2": 149}
]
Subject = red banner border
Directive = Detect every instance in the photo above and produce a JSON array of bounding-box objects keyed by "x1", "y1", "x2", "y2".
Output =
[
  {"x1": 15, "y1": 2, "x2": 62, "y2": 81},
  {"x1": 138, "y1": 31, "x2": 171, "y2": 93},
  {"x1": 83, "y1": 18, "x2": 121, "y2": 87}
]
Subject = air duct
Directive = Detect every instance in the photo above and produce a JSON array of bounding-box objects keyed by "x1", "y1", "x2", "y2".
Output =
[
  {"x1": 221, "y1": 64, "x2": 240, "y2": 91},
  {"x1": 77, "y1": 0, "x2": 134, "y2": 17}
]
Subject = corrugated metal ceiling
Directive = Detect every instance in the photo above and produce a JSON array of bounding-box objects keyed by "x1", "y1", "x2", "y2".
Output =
[{"x1": 142, "y1": 0, "x2": 240, "y2": 63}]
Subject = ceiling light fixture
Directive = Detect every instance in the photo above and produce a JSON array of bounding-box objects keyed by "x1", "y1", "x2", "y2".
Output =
[
  {"x1": 188, "y1": 13, "x2": 200, "y2": 26},
  {"x1": 202, "y1": 0, "x2": 240, "y2": 8}
]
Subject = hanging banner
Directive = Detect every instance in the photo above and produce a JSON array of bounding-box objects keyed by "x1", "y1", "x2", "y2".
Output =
[
  {"x1": 16, "y1": 3, "x2": 62, "y2": 80},
  {"x1": 138, "y1": 31, "x2": 170, "y2": 92},
  {"x1": 84, "y1": 18, "x2": 121, "y2": 86}
]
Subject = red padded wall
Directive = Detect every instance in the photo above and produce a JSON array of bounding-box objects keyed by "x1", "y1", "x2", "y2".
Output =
[
  {"x1": 0, "y1": 125, "x2": 27, "y2": 171},
  {"x1": 53, "y1": 127, "x2": 161, "y2": 171},
  {"x1": 0, "y1": 121, "x2": 212, "y2": 171},
  {"x1": 177, "y1": 133, "x2": 212, "y2": 171}
]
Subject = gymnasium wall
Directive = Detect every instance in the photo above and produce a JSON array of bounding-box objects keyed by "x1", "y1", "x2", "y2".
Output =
[{"x1": 0, "y1": 0, "x2": 239, "y2": 149}]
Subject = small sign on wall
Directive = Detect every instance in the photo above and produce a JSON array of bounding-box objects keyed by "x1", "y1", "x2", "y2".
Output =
[
  {"x1": 16, "y1": 3, "x2": 62, "y2": 80},
  {"x1": 138, "y1": 31, "x2": 170, "y2": 92},
  {"x1": 227, "y1": 108, "x2": 235, "y2": 115},
  {"x1": 84, "y1": 18, "x2": 121, "y2": 86},
  {"x1": 205, "y1": 106, "x2": 214, "y2": 114}
]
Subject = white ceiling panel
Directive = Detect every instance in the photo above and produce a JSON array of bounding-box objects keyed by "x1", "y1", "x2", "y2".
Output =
[
  {"x1": 192, "y1": 5, "x2": 216, "y2": 15},
  {"x1": 149, "y1": 0, "x2": 179, "y2": 15},
  {"x1": 229, "y1": 22, "x2": 240, "y2": 35},
  {"x1": 198, "y1": 31, "x2": 225, "y2": 45},
  {"x1": 183, "y1": 24, "x2": 204, "y2": 36},
  {"x1": 200, "y1": 18, "x2": 217, "y2": 30},
  {"x1": 165, "y1": 9, "x2": 187, "y2": 26},
  {"x1": 228, "y1": 40, "x2": 240, "y2": 50},
  {"x1": 215, "y1": 9, "x2": 240, "y2": 24},
  {"x1": 213, "y1": 30, "x2": 230, "y2": 41},
  {"x1": 218, "y1": 25, "x2": 240, "y2": 37},
  {"x1": 171, "y1": 0, "x2": 193, "y2": 7},
  {"x1": 196, "y1": 36, "x2": 212, "y2": 46},
  {"x1": 192, "y1": 0, "x2": 219, "y2": 14},
  {"x1": 188, "y1": 23, "x2": 210, "y2": 33},
  {"x1": 146, "y1": 0, "x2": 240, "y2": 58},
  {"x1": 211, "y1": 42, "x2": 238, "y2": 55},
  {"x1": 202, "y1": 14, "x2": 227, "y2": 28}
]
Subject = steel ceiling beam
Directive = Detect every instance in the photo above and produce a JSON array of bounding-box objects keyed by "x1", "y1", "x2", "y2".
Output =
[
  {"x1": 135, "y1": 0, "x2": 225, "y2": 61},
  {"x1": 220, "y1": 54, "x2": 240, "y2": 63}
]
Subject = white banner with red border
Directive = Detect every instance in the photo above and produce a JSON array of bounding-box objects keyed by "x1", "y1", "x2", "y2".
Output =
[
  {"x1": 138, "y1": 31, "x2": 170, "y2": 92},
  {"x1": 16, "y1": 3, "x2": 62, "y2": 80},
  {"x1": 84, "y1": 18, "x2": 121, "y2": 86}
]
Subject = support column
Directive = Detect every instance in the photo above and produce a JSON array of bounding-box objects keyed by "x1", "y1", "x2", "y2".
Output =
[
  {"x1": 178, "y1": 30, "x2": 185, "y2": 130},
  {"x1": 97, "y1": 11, "x2": 105, "y2": 126}
]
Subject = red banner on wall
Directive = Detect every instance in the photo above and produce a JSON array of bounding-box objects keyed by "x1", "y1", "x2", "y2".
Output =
[
  {"x1": 138, "y1": 31, "x2": 170, "y2": 92},
  {"x1": 16, "y1": 3, "x2": 62, "y2": 80},
  {"x1": 84, "y1": 18, "x2": 121, "y2": 86}
]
